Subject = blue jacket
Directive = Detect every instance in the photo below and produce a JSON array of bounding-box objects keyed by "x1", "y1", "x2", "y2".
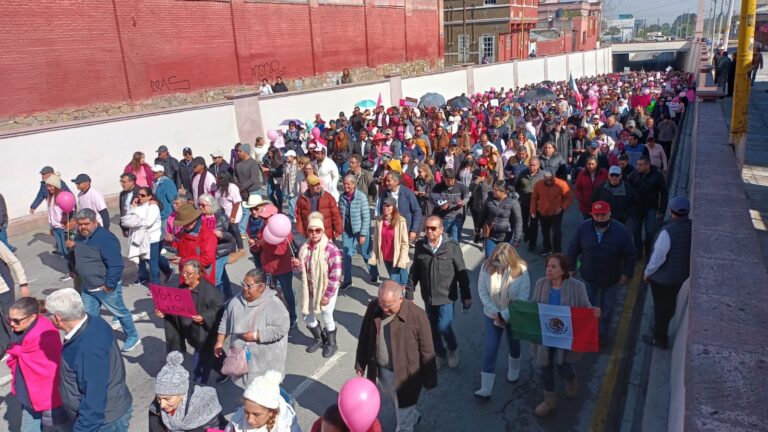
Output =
[
  {"x1": 72, "y1": 226, "x2": 124, "y2": 290},
  {"x1": 338, "y1": 189, "x2": 371, "y2": 236},
  {"x1": 60, "y1": 315, "x2": 132, "y2": 431},
  {"x1": 567, "y1": 219, "x2": 636, "y2": 287},
  {"x1": 31, "y1": 179, "x2": 71, "y2": 210},
  {"x1": 378, "y1": 186, "x2": 422, "y2": 235},
  {"x1": 154, "y1": 176, "x2": 177, "y2": 221}
]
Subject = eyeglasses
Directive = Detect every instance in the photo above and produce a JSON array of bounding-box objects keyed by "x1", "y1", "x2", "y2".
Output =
[
  {"x1": 181, "y1": 270, "x2": 198, "y2": 277},
  {"x1": 242, "y1": 281, "x2": 265, "y2": 290},
  {"x1": 137, "y1": 194, "x2": 149, "y2": 198},
  {"x1": 425, "y1": 226, "x2": 440, "y2": 231},
  {"x1": 308, "y1": 228, "x2": 324, "y2": 234},
  {"x1": 7, "y1": 314, "x2": 31, "y2": 325}
]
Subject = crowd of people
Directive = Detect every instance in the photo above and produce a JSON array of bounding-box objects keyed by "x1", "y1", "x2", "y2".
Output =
[{"x1": 0, "y1": 68, "x2": 695, "y2": 431}]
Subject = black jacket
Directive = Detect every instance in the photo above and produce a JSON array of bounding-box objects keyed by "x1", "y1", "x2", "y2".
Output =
[
  {"x1": 207, "y1": 161, "x2": 232, "y2": 178},
  {"x1": 539, "y1": 153, "x2": 568, "y2": 180},
  {"x1": 163, "y1": 279, "x2": 224, "y2": 354},
  {"x1": 628, "y1": 166, "x2": 668, "y2": 213},
  {"x1": 477, "y1": 194, "x2": 523, "y2": 243},
  {"x1": 177, "y1": 160, "x2": 195, "y2": 199},
  {"x1": 406, "y1": 235, "x2": 471, "y2": 306},
  {"x1": 592, "y1": 180, "x2": 639, "y2": 223}
]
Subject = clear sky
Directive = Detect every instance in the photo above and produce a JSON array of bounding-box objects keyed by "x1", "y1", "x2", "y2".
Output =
[{"x1": 606, "y1": 0, "x2": 740, "y2": 25}]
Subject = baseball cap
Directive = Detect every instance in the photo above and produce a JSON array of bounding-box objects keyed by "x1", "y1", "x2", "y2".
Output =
[
  {"x1": 591, "y1": 201, "x2": 611, "y2": 214},
  {"x1": 669, "y1": 196, "x2": 690, "y2": 215},
  {"x1": 383, "y1": 128, "x2": 393, "y2": 135},
  {"x1": 71, "y1": 173, "x2": 91, "y2": 184},
  {"x1": 284, "y1": 150, "x2": 297, "y2": 158},
  {"x1": 210, "y1": 150, "x2": 225, "y2": 158},
  {"x1": 156, "y1": 145, "x2": 169, "y2": 153},
  {"x1": 182, "y1": 147, "x2": 193, "y2": 155},
  {"x1": 39, "y1": 166, "x2": 54, "y2": 175},
  {"x1": 626, "y1": 120, "x2": 636, "y2": 128},
  {"x1": 152, "y1": 164, "x2": 165, "y2": 173},
  {"x1": 608, "y1": 165, "x2": 622, "y2": 176},
  {"x1": 191, "y1": 157, "x2": 206, "y2": 167},
  {"x1": 306, "y1": 175, "x2": 321, "y2": 186}
]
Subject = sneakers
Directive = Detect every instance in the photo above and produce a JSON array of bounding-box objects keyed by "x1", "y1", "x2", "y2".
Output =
[
  {"x1": 447, "y1": 349, "x2": 460, "y2": 368},
  {"x1": 59, "y1": 273, "x2": 72, "y2": 282},
  {"x1": 540, "y1": 250, "x2": 553, "y2": 257},
  {"x1": 111, "y1": 319, "x2": 122, "y2": 331},
  {"x1": 122, "y1": 337, "x2": 141, "y2": 352}
]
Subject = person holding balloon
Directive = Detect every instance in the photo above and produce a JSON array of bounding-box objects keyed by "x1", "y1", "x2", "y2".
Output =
[
  {"x1": 311, "y1": 401, "x2": 382, "y2": 432},
  {"x1": 46, "y1": 174, "x2": 76, "y2": 281},
  {"x1": 355, "y1": 280, "x2": 437, "y2": 431},
  {"x1": 251, "y1": 206, "x2": 297, "y2": 327}
]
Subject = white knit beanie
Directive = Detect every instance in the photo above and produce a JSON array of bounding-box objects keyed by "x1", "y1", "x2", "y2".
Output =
[
  {"x1": 243, "y1": 370, "x2": 283, "y2": 409},
  {"x1": 307, "y1": 211, "x2": 325, "y2": 231}
]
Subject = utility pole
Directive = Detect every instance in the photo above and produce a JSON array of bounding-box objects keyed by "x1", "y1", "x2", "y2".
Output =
[
  {"x1": 722, "y1": 0, "x2": 736, "y2": 50},
  {"x1": 716, "y1": 0, "x2": 725, "y2": 46},
  {"x1": 730, "y1": 0, "x2": 756, "y2": 169}
]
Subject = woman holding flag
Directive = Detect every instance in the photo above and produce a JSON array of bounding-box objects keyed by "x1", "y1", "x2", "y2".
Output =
[{"x1": 530, "y1": 253, "x2": 599, "y2": 417}]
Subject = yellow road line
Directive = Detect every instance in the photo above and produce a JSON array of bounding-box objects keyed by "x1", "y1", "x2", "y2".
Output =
[{"x1": 589, "y1": 263, "x2": 644, "y2": 432}]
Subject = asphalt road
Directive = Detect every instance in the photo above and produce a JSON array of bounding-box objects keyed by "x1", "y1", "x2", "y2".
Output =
[{"x1": 0, "y1": 202, "x2": 634, "y2": 432}]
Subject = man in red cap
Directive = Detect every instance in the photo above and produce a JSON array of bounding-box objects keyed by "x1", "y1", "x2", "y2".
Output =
[{"x1": 566, "y1": 200, "x2": 636, "y2": 344}]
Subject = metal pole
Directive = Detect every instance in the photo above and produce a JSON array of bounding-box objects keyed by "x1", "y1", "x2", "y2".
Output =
[
  {"x1": 729, "y1": 0, "x2": 756, "y2": 169},
  {"x1": 716, "y1": 0, "x2": 725, "y2": 46},
  {"x1": 722, "y1": 0, "x2": 736, "y2": 50}
]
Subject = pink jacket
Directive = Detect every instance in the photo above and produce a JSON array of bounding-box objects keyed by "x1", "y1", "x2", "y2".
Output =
[
  {"x1": 123, "y1": 163, "x2": 154, "y2": 187},
  {"x1": 6, "y1": 316, "x2": 63, "y2": 411}
]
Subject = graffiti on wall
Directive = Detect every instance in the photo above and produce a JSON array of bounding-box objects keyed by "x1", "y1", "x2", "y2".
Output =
[
  {"x1": 150, "y1": 76, "x2": 191, "y2": 93},
  {"x1": 250, "y1": 60, "x2": 286, "y2": 82}
]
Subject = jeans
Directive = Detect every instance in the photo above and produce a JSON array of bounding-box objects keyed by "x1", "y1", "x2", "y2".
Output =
[
  {"x1": 268, "y1": 181, "x2": 284, "y2": 210},
  {"x1": 384, "y1": 261, "x2": 408, "y2": 286},
  {"x1": 215, "y1": 255, "x2": 233, "y2": 300},
  {"x1": 426, "y1": 303, "x2": 458, "y2": 357},
  {"x1": 139, "y1": 241, "x2": 172, "y2": 284},
  {"x1": 52, "y1": 227, "x2": 68, "y2": 257},
  {"x1": 585, "y1": 282, "x2": 620, "y2": 336},
  {"x1": 541, "y1": 348, "x2": 575, "y2": 392},
  {"x1": 273, "y1": 272, "x2": 297, "y2": 325},
  {"x1": 81, "y1": 284, "x2": 138, "y2": 339},
  {"x1": 538, "y1": 212, "x2": 564, "y2": 252},
  {"x1": 482, "y1": 316, "x2": 520, "y2": 373},
  {"x1": 443, "y1": 215, "x2": 463, "y2": 243},
  {"x1": 0, "y1": 225, "x2": 14, "y2": 251},
  {"x1": 341, "y1": 230, "x2": 373, "y2": 285},
  {"x1": 484, "y1": 237, "x2": 513, "y2": 258},
  {"x1": 239, "y1": 191, "x2": 260, "y2": 234},
  {"x1": 20, "y1": 405, "x2": 41, "y2": 432},
  {"x1": 632, "y1": 208, "x2": 658, "y2": 257},
  {"x1": 287, "y1": 194, "x2": 298, "y2": 223}
]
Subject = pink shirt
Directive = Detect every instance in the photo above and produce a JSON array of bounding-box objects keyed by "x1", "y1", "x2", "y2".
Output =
[
  {"x1": 77, "y1": 188, "x2": 108, "y2": 226},
  {"x1": 47, "y1": 198, "x2": 65, "y2": 229},
  {"x1": 135, "y1": 167, "x2": 149, "y2": 188},
  {"x1": 380, "y1": 220, "x2": 395, "y2": 262}
]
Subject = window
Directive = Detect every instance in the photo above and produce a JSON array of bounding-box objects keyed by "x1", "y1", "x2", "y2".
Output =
[
  {"x1": 458, "y1": 34, "x2": 471, "y2": 63},
  {"x1": 484, "y1": 0, "x2": 497, "y2": 4},
  {"x1": 479, "y1": 34, "x2": 496, "y2": 63}
]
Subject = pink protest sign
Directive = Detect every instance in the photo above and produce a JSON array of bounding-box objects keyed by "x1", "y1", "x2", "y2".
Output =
[{"x1": 150, "y1": 284, "x2": 198, "y2": 318}]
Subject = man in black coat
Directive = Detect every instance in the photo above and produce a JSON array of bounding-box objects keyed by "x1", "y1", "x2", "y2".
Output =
[
  {"x1": 628, "y1": 156, "x2": 668, "y2": 257},
  {"x1": 592, "y1": 165, "x2": 639, "y2": 224},
  {"x1": 118, "y1": 173, "x2": 140, "y2": 238},
  {"x1": 406, "y1": 215, "x2": 471, "y2": 369}
]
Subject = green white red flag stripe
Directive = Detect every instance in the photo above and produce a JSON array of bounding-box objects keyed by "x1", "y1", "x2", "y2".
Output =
[{"x1": 508, "y1": 301, "x2": 599, "y2": 352}]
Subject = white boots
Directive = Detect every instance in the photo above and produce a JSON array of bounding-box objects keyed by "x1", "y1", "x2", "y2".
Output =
[
  {"x1": 507, "y1": 355, "x2": 521, "y2": 382},
  {"x1": 474, "y1": 372, "x2": 495, "y2": 399}
]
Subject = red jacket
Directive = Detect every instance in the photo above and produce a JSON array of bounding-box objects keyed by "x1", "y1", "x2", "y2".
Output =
[
  {"x1": 295, "y1": 191, "x2": 343, "y2": 238},
  {"x1": 172, "y1": 221, "x2": 217, "y2": 285},
  {"x1": 252, "y1": 231, "x2": 294, "y2": 276},
  {"x1": 575, "y1": 167, "x2": 608, "y2": 213}
]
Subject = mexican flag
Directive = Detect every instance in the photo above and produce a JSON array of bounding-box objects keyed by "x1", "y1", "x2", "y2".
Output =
[
  {"x1": 569, "y1": 73, "x2": 583, "y2": 109},
  {"x1": 508, "y1": 301, "x2": 599, "y2": 352}
]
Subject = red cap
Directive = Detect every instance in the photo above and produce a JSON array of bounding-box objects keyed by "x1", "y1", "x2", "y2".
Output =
[
  {"x1": 591, "y1": 201, "x2": 611, "y2": 214},
  {"x1": 478, "y1": 157, "x2": 489, "y2": 166}
]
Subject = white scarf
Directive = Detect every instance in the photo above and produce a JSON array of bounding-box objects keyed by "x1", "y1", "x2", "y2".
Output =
[{"x1": 299, "y1": 234, "x2": 330, "y2": 314}]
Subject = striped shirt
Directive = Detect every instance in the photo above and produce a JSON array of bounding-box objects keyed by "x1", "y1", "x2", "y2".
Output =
[{"x1": 300, "y1": 241, "x2": 343, "y2": 299}]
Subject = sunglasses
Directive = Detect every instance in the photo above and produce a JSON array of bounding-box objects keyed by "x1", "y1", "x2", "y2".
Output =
[
  {"x1": 7, "y1": 314, "x2": 31, "y2": 325},
  {"x1": 138, "y1": 194, "x2": 149, "y2": 198},
  {"x1": 425, "y1": 226, "x2": 440, "y2": 231},
  {"x1": 308, "y1": 228, "x2": 324, "y2": 234},
  {"x1": 609, "y1": 173, "x2": 621, "y2": 177}
]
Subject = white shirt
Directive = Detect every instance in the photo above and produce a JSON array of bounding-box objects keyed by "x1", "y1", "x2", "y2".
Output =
[
  {"x1": 129, "y1": 202, "x2": 163, "y2": 243},
  {"x1": 191, "y1": 172, "x2": 216, "y2": 205},
  {"x1": 315, "y1": 158, "x2": 340, "y2": 200},
  {"x1": 644, "y1": 230, "x2": 671, "y2": 277},
  {"x1": 259, "y1": 84, "x2": 273, "y2": 95},
  {"x1": 216, "y1": 183, "x2": 243, "y2": 223},
  {"x1": 64, "y1": 316, "x2": 88, "y2": 341},
  {"x1": 77, "y1": 188, "x2": 108, "y2": 226}
]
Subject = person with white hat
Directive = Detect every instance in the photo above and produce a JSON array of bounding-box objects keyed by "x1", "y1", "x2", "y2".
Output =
[
  {"x1": 242, "y1": 195, "x2": 269, "y2": 269},
  {"x1": 152, "y1": 164, "x2": 178, "y2": 229},
  {"x1": 148, "y1": 351, "x2": 226, "y2": 431},
  {"x1": 208, "y1": 149, "x2": 232, "y2": 178},
  {"x1": 225, "y1": 370, "x2": 298, "y2": 432}
]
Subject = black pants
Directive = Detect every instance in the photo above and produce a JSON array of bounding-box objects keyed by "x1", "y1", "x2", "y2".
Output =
[
  {"x1": 650, "y1": 280, "x2": 683, "y2": 345},
  {"x1": 539, "y1": 212, "x2": 564, "y2": 252},
  {"x1": 519, "y1": 196, "x2": 531, "y2": 241},
  {"x1": 658, "y1": 140, "x2": 672, "y2": 159},
  {"x1": 541, "y1": 348, "x2": 575, "y2": 391}
]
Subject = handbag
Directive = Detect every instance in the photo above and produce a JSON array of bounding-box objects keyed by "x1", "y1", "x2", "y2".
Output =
[
  {"x1": 482, "y1": 215, "x2": 497, "y2": 239},
  {"x1": 221, "y1": 346, "x2": 249, "y2": 377}
]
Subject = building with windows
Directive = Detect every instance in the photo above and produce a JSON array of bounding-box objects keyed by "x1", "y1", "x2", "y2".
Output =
[
  {"x1": 444, "y1": 0, "x2": 540, "y2": 66},
  {"x1": 604, "y1": 14, "x2": 636, "y2": 42},
  {"x1": 537, "y1": 0, "x2": 601, "y2": 52}
]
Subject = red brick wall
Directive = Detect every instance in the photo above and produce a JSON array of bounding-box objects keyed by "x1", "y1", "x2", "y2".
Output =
[{"x1": 0, "y1": 0, "x2": 442, "y2": 118}]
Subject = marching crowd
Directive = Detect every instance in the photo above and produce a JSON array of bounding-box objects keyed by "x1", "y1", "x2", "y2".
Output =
[{"x1": 0, "y1": 69, "x2": 694, "y2": 432}]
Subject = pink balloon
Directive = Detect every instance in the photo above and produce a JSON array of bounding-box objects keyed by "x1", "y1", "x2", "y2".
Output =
[
  {"x1": 266, "y1": 214, "x2": 291, "y2": 238},
  {"x1": 267, "y1": 129, "x2": 279, "y2": 141},
  {"x1": 262, "y1": 226, "x2": 285, "y2": 246},
  {"x1": 338, "y1": 378, "x2": 381, "y2": 432},
  {"x1": 55, "y1": 191, "x2": 76, "y2": 213},
  {"x1": 311, "y1": 127, "x2": 322, "y2": 139}
]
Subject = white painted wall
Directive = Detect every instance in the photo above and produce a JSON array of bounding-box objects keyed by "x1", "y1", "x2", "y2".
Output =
[
  {"x1": 517, "y1": 58, "x2": 546, "y2": 87},
  {"x1": 473, "y1": 62, "x2": 517, "y2": 94},
  {"x1": 2, "y1": 105, "x2": 239, "y2": 219},
  {"x1": 259, "y1": 81, "x2": 391, "y2": 132},
  {"x1": 401, "y1": 70, "x2": 468, "y2": 101},
  {"x1": 584, "y1": 50, "x2": 598, "y2": 77},
  {"x1": 568, "y1": 52, "x2": 585, "y2": 79},
  {"x1": 547, "y1": 55, "x2": 568, "y2": 82}
]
